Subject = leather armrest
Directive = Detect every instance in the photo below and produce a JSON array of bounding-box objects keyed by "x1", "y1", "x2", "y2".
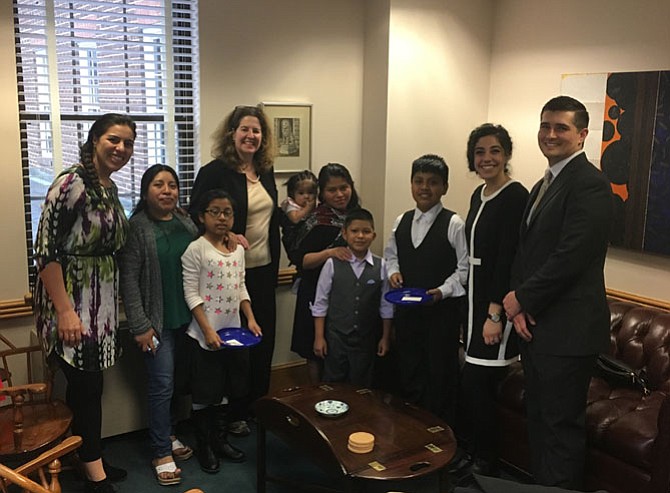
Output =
[{"x1": 647, "y1": 392, "x2": 670, "y2": 493}]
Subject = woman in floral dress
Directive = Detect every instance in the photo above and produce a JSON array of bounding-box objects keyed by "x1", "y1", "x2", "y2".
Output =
[{"x1": 33, "y1": 113, "x2": 135, "y2": 493}]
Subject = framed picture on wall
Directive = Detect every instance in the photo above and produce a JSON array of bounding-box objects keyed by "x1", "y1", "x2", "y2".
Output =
[
  {"x1": 561, "y1": 70, "x2": 670, "y2": 257},
  {"x1": 261, "y1": 102, "x2": 312, "y2": 172}
]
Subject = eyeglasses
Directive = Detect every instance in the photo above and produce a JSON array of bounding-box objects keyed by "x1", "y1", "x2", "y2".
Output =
[{"x1": 205, "y1": 208, "x2": 234, "y2": 218}]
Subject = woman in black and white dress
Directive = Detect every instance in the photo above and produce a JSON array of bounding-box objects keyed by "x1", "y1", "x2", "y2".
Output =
[{"x1": 462, "y1": 123, "x2": 529, "y2": 476}]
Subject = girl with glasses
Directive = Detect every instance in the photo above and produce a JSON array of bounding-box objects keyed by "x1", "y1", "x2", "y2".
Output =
[{"x1": 181, "y1": 189, "x2": 261, "y2": 473}]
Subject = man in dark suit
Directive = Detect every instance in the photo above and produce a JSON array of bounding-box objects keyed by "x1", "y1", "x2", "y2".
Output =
[{"x1": 503, "y1": 96, "x2": 613, "y2": 489}]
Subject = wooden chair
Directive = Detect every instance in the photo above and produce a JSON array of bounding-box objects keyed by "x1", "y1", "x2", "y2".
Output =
[
  {"x1": 0, "y1": 332, "x2": 72, "y2": 463},
  {"x1": 0, "y1": 435, "x2": 81, "y2": 493}
]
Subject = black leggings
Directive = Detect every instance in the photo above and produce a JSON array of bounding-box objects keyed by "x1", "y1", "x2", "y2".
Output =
[{"x1": 57, "y1": 356, "x2": 104, "y2": 462}]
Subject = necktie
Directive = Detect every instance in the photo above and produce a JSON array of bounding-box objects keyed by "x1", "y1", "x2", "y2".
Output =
[
  {"x1": 527, "y1": 169, "x2": 553, "y2": 224},
  {"x1": 412, "y1": 214, "x2": 423, "y2": 247}
]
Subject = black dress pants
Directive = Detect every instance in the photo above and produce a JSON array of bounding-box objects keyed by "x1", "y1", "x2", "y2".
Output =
[
  {"x1": 520, "y1": 346, "x2": 596, "y2": 489},
  {"x1": 394, "y1": 297, "x2": 463, "y2": 426},
  {"x1": 243, "y1": 263, "x2": 277, "y2": 407}
]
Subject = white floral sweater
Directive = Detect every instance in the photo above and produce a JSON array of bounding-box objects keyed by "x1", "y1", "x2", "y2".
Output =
[{"x1": 181, "y1": 236, "x2": 250, "y2": 351}]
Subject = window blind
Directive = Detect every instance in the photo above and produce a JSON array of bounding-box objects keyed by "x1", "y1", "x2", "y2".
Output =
[{"x1": 13, "y1": 0, "x2": 200, "y2": 287}]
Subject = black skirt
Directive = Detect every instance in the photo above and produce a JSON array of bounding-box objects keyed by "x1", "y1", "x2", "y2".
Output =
[{"x1": 178, "y1": 335, "x2": 250, "y2": 406}]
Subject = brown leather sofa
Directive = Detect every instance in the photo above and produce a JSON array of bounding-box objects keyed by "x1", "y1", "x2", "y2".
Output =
[{"x1": 496, "y1": 296, "x2": 670, "y2": 493}]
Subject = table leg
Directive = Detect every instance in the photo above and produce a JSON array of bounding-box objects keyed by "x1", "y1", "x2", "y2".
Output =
[{"x1": 257, "y1": 422, "x2": 267, "y2": 493}]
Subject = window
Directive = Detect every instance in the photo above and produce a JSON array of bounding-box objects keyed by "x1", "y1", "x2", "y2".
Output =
[{"x1": 14, "y1": 0, "x2": 200, "y2": 287}]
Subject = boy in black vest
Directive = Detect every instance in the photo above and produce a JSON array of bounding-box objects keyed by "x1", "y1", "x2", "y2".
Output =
[
  {"x1": 384, "y1": 154, "x2": 468, "y2": 425},
  {"x1": 311, "y1": 208, "x2": 393, "y2": 387}
]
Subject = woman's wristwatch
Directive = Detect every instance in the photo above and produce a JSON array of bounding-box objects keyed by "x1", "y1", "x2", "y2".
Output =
[{"x1": 487, "y1": 312, "x2": 503, "y2": 323}]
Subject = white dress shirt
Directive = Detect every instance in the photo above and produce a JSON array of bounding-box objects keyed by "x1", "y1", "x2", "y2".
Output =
[{"x1": 384, "y1": 202, "x2": 468, "y2": 299}]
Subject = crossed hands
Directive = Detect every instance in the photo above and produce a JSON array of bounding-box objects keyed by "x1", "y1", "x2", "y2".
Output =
[{"x1": 502, "y1": 290, "x2": 536, "y2": 342}]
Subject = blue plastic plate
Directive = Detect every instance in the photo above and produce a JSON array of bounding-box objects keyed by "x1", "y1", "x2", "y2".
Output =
[
  {"x1": 216, "y1": 327, "x2": 262, "y2": 347},
  {"x1": 384, "y1": 287, "x2": 432, "y2": 305}
]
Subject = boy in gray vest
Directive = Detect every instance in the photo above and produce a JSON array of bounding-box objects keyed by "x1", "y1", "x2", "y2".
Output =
[
  {"x1": 311, "y1": 208, "x2": 393, "y2": 387},
  {"x1": 384, "y1": 154, "x2": 468, "y2": 425}
]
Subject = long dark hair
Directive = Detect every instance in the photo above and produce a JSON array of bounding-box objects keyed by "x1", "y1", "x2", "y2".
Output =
[
  {"x1": 210, "y1": 105, "x2": 275, "y2": 172},
  {"x1": 132, "y1": 164, "x2": 179, "y2": 217},
  {"x1": 79, "y1": 113, "x2": 136, "y2": 190},
  {"x1": 317, "y1": 162, "x2": 360, "y2": 211}
]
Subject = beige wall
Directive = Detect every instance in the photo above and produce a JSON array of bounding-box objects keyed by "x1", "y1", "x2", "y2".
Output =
[
  {"x1": 360, "y1": 0, "x2": 391, "y2": 252},
  {"x1": 198, "y1": 0, "x2": 365, "y2": 179},
  {"x1": 0, "y1": 2, "x2": 33, "y2": 348},
  {"x1": 0, "y1": 1, "x2": 29, "y2": 303},
  {"x1": 487, "y1": 0, "x2": 670, "y2": 300},
  {"x1": 382, "y1": 0, "x2": 494, "y2": 236}
]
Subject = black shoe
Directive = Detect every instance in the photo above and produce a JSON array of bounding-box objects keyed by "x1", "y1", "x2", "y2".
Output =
[
  {"x1": 84, "y1": 478, "x2": 116, "y2": 493},
  {"x1": 228, "y1": 419, "x2": 252, "y2": 437},
  {"x1": 102, "y1": 459, "x2": 127, "y2": 482},
  {"x1": 71, "y1": 455, "x2": 126, "y2": 483},
  {"x1": 195, "y1": 442, "x2": 220, "y2": 473},
  {"x1": 447, "y1": 447, "x2": 473, "y2": 474},
  {"x1": 211, "y1": 405, "x2": 246, "y2": 462},
  {"x1": 213, "y1": 438, "x2": 246, "y2": 463},
  {"x1": 192, "y1": 408, "x2": 220, "y2": 474},
  {"x1": 471, "y1": 458, "x2": 499, "y2": 477}
]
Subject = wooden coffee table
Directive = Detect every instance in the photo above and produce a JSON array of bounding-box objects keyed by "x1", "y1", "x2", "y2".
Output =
[{"x1": 254, "y1": 383, "x2": 457, "y2": 493}]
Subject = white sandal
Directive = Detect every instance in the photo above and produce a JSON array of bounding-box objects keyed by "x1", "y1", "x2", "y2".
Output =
[
  {"x1": 171, "y1": 437, "x2": 193, "y2": 461},
  {"x1": 153, "y1": 460, "x2": 181, "y2": 486}
]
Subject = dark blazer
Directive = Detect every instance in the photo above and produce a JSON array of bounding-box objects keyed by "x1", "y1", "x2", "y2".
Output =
[
  {"x1": 511, "y1": 152, "x2": 613, "y2": 356},
  {"x1": 188, "y1": 158, "x2": 280, "y2": 283}
]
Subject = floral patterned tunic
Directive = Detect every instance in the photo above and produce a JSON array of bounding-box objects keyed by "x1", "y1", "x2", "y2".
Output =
[{"x1": 34, "y1": 165, "x2": 129, "y2": 371}]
